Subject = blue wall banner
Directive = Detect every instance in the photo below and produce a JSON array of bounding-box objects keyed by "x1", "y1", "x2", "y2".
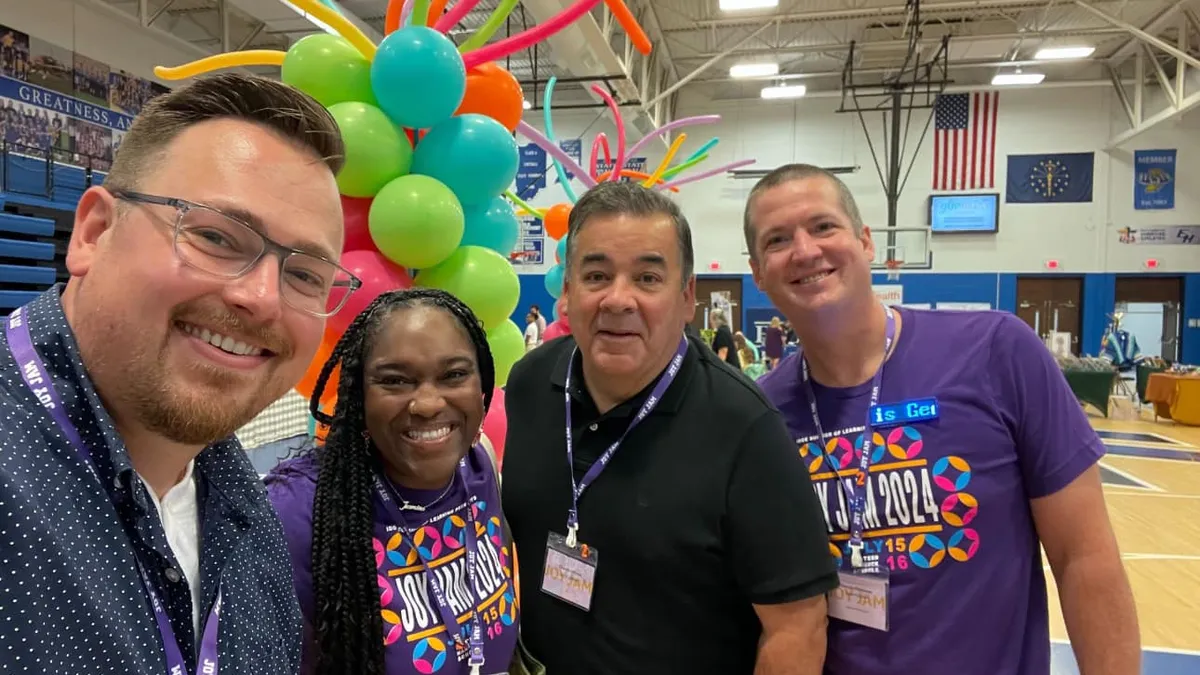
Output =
[
  {"x1": 0, "y1": 74, "x2": 133, "y2": 131},
  {"x1": 1133, "y1": 149, "x2": 1175, "y2": 210},
  {"x1": 1005, "y1": 152, "x2": 1094, "y2": 203}
]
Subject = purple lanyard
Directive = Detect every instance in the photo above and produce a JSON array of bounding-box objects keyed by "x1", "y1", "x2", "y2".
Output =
[
  {"x1": 798, "y1": 305, "x2": 895, "y2": 570},
  {"x1": 373, "y1": 458, "x2": 485, "y2": 675},
  {"x1": 562, "y1": 336, "x2": 688, "y2": 548},
  {"x1": 5, "y1": 304, "x2": 221, "y2": 674}
]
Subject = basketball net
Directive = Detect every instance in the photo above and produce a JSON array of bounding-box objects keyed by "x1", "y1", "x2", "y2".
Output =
[{"x1": 885, "y1": 259, "x2": 902, "y2": 282}]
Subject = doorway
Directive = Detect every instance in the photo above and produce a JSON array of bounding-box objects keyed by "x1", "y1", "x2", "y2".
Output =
[
  {"x1": 1114, "y1": 276, "x2": 1184, "y2": 361},
  {"x1": 692, "y1": 277, "x2": 743, "y2": 334},
  {"x1": 1016, "y1": 276, "x2": 1083, "y2": 355}
]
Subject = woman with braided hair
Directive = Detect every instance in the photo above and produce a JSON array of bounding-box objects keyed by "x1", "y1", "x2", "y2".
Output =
[{"x1": 264, "y1": 288, "x2": 524, "y2": 675}]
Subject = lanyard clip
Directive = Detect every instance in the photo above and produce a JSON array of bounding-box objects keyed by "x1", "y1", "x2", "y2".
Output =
[
  {"x1": 565, "y1": 523, "x2": 579, "y2": 548},
  {"x1": 849, "y1": 542, "x2": 864, "y2": 569}
]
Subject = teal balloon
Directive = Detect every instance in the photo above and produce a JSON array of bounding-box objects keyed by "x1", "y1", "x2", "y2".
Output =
[
  {"x1": 556, "y1": 236, "x2": 567, "y2": 264},
  {"x1": 544, "y1": 264, "x2": 565, "y2": 299},
  {"x1": 328, "y1": 102, "x2": 412, "y2": 197},
  {"x1": 371, "y1": 26, "x2": 465, "y2": 130},
  {"x1": 368, "y1": 174, "x2": 464, "y2": 269},
  {"x1": 411, "y1": 114, "x2": 518, "y2": 207},
  {"x1": 281, "y1": 34, "x2": 375, "y2": 108},
  {"x1": 414, "y1": 246, "x2": 520, "y2": 331},
  {"x1": 460, "y1": 197, "x2": 519, "y2": 255}
]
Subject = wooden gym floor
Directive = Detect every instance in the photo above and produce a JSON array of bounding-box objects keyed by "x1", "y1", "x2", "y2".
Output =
[{"x1": 1049, "y1": 414, "x2": 1200, "y2": 674}]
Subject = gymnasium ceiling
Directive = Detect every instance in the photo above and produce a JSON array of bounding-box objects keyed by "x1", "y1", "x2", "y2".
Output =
[{"x1": 93, "y1": 0, "x2": 1200, "y2": 138}]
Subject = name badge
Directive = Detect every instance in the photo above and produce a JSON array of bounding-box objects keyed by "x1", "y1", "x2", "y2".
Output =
[
  {"x1": 869, "y1": 397, "x2": 939, "y2": 428},
  {"x1": 541, "y1": 532, "x2": 598, "y2": 611},
  {"x1": 827, "y1": 569, "x2": 889, "y2": 631}
]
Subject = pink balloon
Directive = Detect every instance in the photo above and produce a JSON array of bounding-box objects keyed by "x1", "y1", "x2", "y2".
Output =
[
  {"x1": 462, "y1": 0, "x2": 603, "y2": 70},
  {"x1": 481, "y1": 387, "x2": 507, "y2": 466},
  {"x1": 341, "y1": 195, "x2": 376, "y2": 254},
  {"x1": 543, "y1": 319, "x2": 571, "y2": 342},
  {"x1": 329, "y1": 250, "x2": 413, "y2": 335}
]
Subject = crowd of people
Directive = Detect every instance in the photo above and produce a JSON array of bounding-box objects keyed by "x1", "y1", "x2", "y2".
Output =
[{"x1": 0, "y1": 72, "x2": 1142, "y2": 675}]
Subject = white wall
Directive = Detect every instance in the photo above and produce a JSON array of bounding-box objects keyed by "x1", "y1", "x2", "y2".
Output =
[
  {"x1": 0, "y1": 0, "x2": 201, "y2": 86},
  {"x1": 519, "y1": 83, "x2": 1200, "y2": 276}
]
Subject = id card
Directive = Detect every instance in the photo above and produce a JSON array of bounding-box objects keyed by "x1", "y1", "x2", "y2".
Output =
[
  {"x1": 827, "y1": 568, "x2": 889, "y2": 631},
  {"x1": 541, "y1": 532, "x2": 598, "y2": 611}
]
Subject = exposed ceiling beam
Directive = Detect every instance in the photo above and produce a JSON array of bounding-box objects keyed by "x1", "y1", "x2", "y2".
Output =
[
  {"x1": 671, "y1": 0, "x2": 1091, "y2": 31},
  {"x1": 1105, "y1": 0, "x2": 1193, "y2": 64},
  {"x1": 1076, "y1": 0, "x2": 1200, "y2": 70}
]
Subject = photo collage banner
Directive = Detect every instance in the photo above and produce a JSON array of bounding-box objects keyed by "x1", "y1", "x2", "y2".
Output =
[{"x1": 0, "y1": 22, "x2": 170, "y2": 172}]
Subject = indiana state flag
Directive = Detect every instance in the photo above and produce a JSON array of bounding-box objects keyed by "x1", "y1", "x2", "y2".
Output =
[{"x1": 1005, "y1": 152, "x2": 1094, "y2": 203}]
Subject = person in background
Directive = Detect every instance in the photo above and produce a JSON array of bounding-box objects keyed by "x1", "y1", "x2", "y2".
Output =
[
  {"x1": 764, "y1": 316, "x2": 784, "y2": 369},
  {"x1": 265, "y1": 288, "x2": 528, "y2": 675},
  {"x1": 501, "y1": 181, "x2": 836, "y2": 675},
  {"x1": 529, "y1": 303, "x2": 547, "y2": 342},
  {"x1": 0, "y1": 73, "x2": 350, "y2": 673},
  {"x1": 524, "y1": 310, "x2": 541, "y2": 352},
  {"x1": 708, "y1": 309, "x2": 741, "y2": 370},
  {"x1": 745, "y1": 163, "x2": 1140, "y2": 674},
  {"x1": 734, "y1": 331, "x2": 760, "y2": 370}
]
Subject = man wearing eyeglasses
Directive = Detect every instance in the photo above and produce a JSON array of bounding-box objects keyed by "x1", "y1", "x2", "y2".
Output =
[{"x1": 0, "y1": 73, "x2": 357, "y2": 674}]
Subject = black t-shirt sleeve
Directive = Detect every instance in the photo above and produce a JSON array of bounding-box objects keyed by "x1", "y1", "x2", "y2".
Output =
[
  {"x1": 726, "y1": 409, "x2": 839, "y2": 605},
  {"x1": 712, "y1": 327, "x2": 735, "y2": 353}
]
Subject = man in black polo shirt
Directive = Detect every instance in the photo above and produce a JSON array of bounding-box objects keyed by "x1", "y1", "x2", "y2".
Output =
[{"x1": 502, "y1": 182, "x2": 837, "y2": 674}]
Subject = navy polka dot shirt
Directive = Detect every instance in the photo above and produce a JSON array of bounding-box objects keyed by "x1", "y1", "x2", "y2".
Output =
[{"x1": 0, "y1": 286, "x2": 302, "y2": 674}]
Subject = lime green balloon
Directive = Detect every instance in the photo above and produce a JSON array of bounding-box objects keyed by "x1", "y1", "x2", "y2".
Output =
[
  {"x1": 282, "y1": 34, "x2": 377, "y2": 108},
  {"x1": 369, "y1": 174, "x2": 463, "y2": 269},
  {"x1": 329, "y1": 102, "x2": 412, "y2": 198},
  {"x1": 486, "y1": 320, "x2": 525, "y2": 385},
  {"x1": 414, "y1": 245, "x2": 519, "y2": 331}
]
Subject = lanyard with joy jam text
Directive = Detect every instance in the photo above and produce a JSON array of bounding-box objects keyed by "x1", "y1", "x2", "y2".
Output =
[
  {"x1": 6, "y1": 304, "x2": 222, "y2": 675},
  {"x1": 562, "y1": 336, "x2": 688, "y2": 547},
  {"x1": 373, "y1": 459, "x2": 486, "y2": 675},
  {"x1": 798, "y1": 304, "x2": 895, "y2": 570}
]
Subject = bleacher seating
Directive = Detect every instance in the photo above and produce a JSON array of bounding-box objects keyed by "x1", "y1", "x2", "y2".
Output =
[{"x1": 1, "y1": 143, "x2": 106, "y2": 310}]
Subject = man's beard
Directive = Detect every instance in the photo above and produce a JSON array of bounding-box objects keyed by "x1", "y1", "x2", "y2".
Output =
[{"x1": 73, "y1": 296, "x2": 294, "y2": 446}]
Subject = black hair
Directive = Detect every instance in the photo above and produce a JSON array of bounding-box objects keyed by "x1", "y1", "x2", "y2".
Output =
[{"x1": 306, "y1": 287, "x2": 495, "y2": 675}]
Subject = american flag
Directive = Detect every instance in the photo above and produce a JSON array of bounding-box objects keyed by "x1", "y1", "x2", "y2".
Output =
[{"x1": 932, "y1": 92, "x2": 999, "y2": 191}]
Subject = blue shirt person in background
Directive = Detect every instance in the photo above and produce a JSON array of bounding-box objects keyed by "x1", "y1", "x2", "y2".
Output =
[{"x1": 0, "y1": 73, "x2": 353, "y2": 675}]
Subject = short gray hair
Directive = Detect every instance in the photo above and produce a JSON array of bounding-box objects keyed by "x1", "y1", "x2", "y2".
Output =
[
  {"x1": 742, "y1": 164, "x2": 864, "y2": 260},
  {"x1": 564, "y1": 181, "x2": 694, "y2": 284}
]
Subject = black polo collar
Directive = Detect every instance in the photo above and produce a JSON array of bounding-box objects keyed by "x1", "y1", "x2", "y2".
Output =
[{"x1": 549, "y1": 334, "x2": 699, "y2": 417}]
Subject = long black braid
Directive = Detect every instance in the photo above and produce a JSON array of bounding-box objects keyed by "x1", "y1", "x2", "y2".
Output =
[{"x1": 307, "y1": 287, "x2": 496, "y2": 675}]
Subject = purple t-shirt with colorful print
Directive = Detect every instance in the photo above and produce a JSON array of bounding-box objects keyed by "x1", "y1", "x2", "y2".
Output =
[
  {"x1": 265, "y1": 443, "x2": 519, "y2": 675},
  {"x1": 758, "y1": 307, "x2": 1104, "y2": 674}
]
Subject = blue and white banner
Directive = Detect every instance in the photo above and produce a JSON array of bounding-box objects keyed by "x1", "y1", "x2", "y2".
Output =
[
  {"x1": 1133, "y1": 149, "x2": 1175, "y2": 210},
  {"x1": 0, "y1": 74, "x2": 133, "y2": 131}
]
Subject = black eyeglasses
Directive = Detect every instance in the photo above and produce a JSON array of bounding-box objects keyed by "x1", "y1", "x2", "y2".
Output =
[{"x1": 110, "y1": 189, "x2": 362, "y2": 318}]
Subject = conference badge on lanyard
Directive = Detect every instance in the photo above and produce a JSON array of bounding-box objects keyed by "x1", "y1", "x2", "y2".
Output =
[
  {"x1": 541, "y1": 336, "x2": 689, "y2": 611},
  {"x1": 799, "y1": 305, "x2": 895, "y2": 631}
]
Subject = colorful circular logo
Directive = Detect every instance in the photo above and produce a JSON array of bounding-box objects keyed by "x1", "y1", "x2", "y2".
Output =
[
  {"x1": 471, "y1": 500, "x2": 488, "y2": 520},
  {"x1": 907, "y1": 533, "x2": 947, "y2": 569},
  {"x1": 940, "y1": 492, "x2": 979, "y2": 527},
  {"x1": 828, "y1": 436, "x2": 855, "y2": 469},
  {"x1": 853, "y1": 431, "x2": 888, "y2": 465},
  {"x1": 798, "y1": 441, "x2": 825, "y2": 473},
  {"x1": 499, "y1": 591, "x2": 518, "y2": 626},
  {"x1": 932, "y1": 455, "x2": 972, "y2": 491},
  {"x1": 487, "y1": 516, "x2": 504, "y2": 546},
  {"x1": 412, "y1": 525, "x2": 443, "y2": 561},
  {"x1": 373, "y1": 537, "x2": 385, "y2": 568},
  {"x1": 947, "y1": 528, "x2": 980, "y2": 562},
  {"x1": 886, "y1": 426, "x2": 924, "y2": 460},
  {"x1": 412, "y1": 636, "x2": 447, "y2": 674},
  {"x1": 441, "y1": 514, "x2": 467, "y2": 549},
  {"x1": 381, "y1": 607, "x2": 403, "y2": 646},
  {"x1": 386, "y1": 532, "x2": 419, "y2": 567},
  {"x1": 378, "y1": 574, "x2": 393, "y2": 606}
]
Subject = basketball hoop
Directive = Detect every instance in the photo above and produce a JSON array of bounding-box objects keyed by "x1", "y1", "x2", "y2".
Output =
[{"x1": 885, "y1": 259, "x2": 903, "y2": 282}]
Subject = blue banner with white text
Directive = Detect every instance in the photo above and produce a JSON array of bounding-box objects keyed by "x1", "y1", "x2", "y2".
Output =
[{"x1": 1134, "y1": 149, "x2": 1175, "y2": 210}]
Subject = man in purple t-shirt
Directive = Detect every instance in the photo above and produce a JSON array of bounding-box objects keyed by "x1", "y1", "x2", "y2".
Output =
[{"x1": 743, "y1": 164, "x2": 1140, "y2": 674}]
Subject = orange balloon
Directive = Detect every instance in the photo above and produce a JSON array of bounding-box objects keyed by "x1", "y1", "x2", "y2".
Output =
[
  {"x1": 455, "y1": 62, "x2": 524, "y2": 132},
  {"x1": 295, "y1": 325, "x2": 342, "y2": 411},
  {"x1": 544, "y1": 203, "x2": 571, "y2": 240}
]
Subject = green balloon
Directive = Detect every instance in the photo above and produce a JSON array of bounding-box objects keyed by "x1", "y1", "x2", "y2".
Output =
[
  {"x1": 282, "y1": 34, "x2": 376, "y2": 108},
  {"x1": 486, "y1": 320, "x2": 525, "y2": 385},
  {"x1": 329, "y1": 102, "x2": 412, "y2": 198},
  {"x1": 414, "y1": 246, "x2": 520, "y2": 331},
  {"x1": 369, "y1": 174, "x2": 463, "y2": 269}
]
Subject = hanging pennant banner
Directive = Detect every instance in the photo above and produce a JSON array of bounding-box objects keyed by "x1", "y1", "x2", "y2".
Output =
[{"x1": 1133, "y1": 149, "x2": 1175, "y2": 210}]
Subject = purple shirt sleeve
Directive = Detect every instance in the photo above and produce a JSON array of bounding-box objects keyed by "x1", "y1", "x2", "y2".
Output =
[
  {"x1": 263, "y1": 460, "x2": 318, "y2": 675},
  {"x1": 985, "y1": 313, "x2": 1106, "y2": 499}
]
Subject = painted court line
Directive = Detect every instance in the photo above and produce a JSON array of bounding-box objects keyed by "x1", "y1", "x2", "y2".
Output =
[{"x1": 1099, "y1": 462, "x2": 1162, "y2": 491}]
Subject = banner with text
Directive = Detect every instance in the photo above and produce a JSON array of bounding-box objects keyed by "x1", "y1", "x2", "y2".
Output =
[
  {"x1": 1133, "y1": 149, "x2": 1175, "y2": 210},
  {"x1": 1117, "y1": 225, "x2": 1199, "y2": 245}
]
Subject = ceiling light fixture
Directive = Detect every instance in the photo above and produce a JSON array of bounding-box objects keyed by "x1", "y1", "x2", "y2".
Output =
[
  {"x1": 522, "y1": 99, "x2": 532, "y2": 110},
  {"x1": 1034, "y1": 46, "x2": 1095, "y2": 60},
  {"x1": 730, "y1": 63, "x2": 780, "y2": 78},
  {"x1": 761, "y1": 84, "x2": 806, "y2": 99},
  {"x1": 991, "y1": 72, "x2": 1046, "y2": 85},
  {"x1": 719, "y1": 0, "x2": 779, "y2": 10}
]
